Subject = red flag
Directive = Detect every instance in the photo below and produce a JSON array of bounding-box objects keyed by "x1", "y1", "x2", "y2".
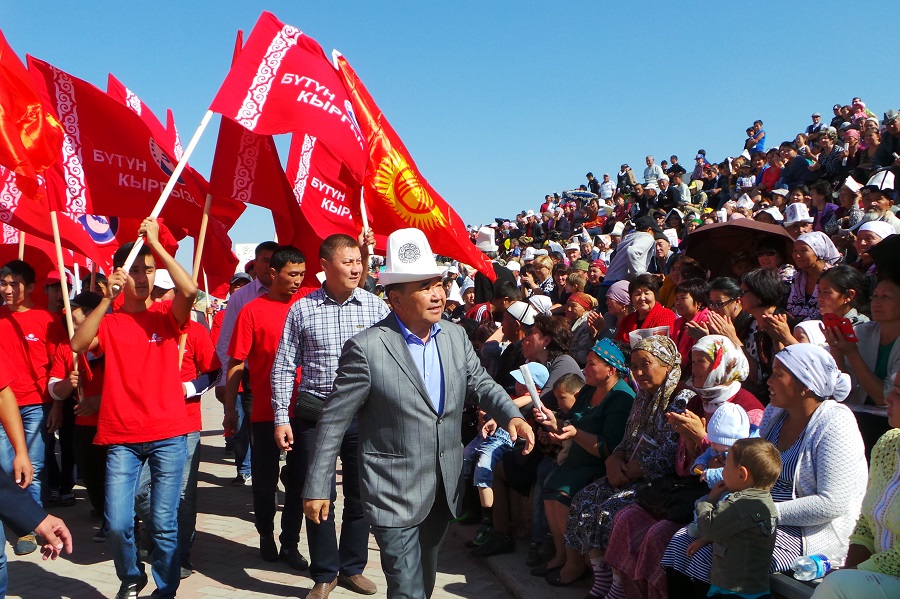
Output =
[
  {"x1": 0, "y1": 165, "x2": 109, "y2": 272},
  {"x1": 72, "y1": 213, "x2": 180, "y2": 273},
  {"x1": 332, "y1": 54, "x2": 495, "y2": 280},
  {"x1": 208, "y1": 12, "x2": 366, "y2": 183},
  {"x1": 0, "y1": 31, "x2": 63, "y2": 199},
  {"x1": 200, "y1": 217, "x2": 239, "y2": 298}
]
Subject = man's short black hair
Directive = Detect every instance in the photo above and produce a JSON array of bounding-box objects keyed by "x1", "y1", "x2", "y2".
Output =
[
  {"x1": 269, "y1": 245, "x2": 306, "y2": 272},
  {"x1": 586, "y1": 172, "x2": 594, "y2": 178},
  {"x1": 81, "y1": 272, "x2": 108, "y2": 289},
  {"x1": 741, "y1": 268, "x2": 784, "y2": 307},
  {"x1": 255, "y1": 241, "x2": 279, "y2": 258},
  {"x1": 113, "y1": 242, "x2": 152, "y2": 270},
  {"x1": 319, "y1": 234, "x2": 358, "y2": 261},
  {"x1": 0, "y1": 260, "x2": 36, "y2": 286},
  {"x1": 492, "y1": 279, "x2": 522, "y2": 301}
]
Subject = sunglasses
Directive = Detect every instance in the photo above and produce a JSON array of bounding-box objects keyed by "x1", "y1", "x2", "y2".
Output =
[{"x1": 756, "y1": 249, "x2": 778, "y2": 257}]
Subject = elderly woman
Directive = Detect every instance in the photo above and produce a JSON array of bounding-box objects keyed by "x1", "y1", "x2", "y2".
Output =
[
  {"x1": 786, "y1": 231, "x2": 841, "y2": 321},
  {"x1": 810, "y1": 373, "x2": 900, "y2": 598},
  {"x1": 808, "y1": 180, "x2": 839, "y2": 233},
  {"x1": 615, "y1": 274, "x2": 677, "y2": 344},
  {"x1": 604, "y1": 335, "x2": 764, "y2": 599},
  {"x1": 547, "y1": 337, "x2": 692, "y2": 594},
  {"x1": 857, "y1": 127, "x2": 881, "y2": 172},
  {"x1": 826, "y1": 273, "x2": 900, "y2": 457},
  {"x1": 588, "y1": 280, "x2": 632, "y2": 342},
  {"x1": 662, "y1": 344, "x2": 868, "y2": 598},
  {"x1": 533, "y1": 339, "x2": 635, "y2": 586},
  {"x1": 567, "y1": 292, "x2": 600, "y2": 367},
  {"x1": 809, "y1": 128, "x2": 844, "y2": 182},
  {"x1": 852, "y1": 221, "x2": 894, "y2": 275}
]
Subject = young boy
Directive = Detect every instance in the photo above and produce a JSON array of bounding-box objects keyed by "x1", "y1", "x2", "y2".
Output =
[
  {"x1": 687, "y1": 437, "x2": 781, "y2": 599},
  {"x1": 463, "y1": 362, "x2": 550, "y2": 548},
  {"x1": 551, "y1": 373, "x2": 585, "y2": 465},
  {"x1": 224, "y1": 246, "x2": 308, "y2": 569},
  {"x1": 71, "y1": 218, "x2": 197, "y2": 599}
]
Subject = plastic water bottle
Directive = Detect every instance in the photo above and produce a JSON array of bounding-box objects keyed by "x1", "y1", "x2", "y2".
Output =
[{"x1": 791, "y1": 553, "x2": 839, "y2": 581}]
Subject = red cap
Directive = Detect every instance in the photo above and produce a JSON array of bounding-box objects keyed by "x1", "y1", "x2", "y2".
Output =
[{"x1": 590, "y1": 259, "x2": 608, "y2": 273}]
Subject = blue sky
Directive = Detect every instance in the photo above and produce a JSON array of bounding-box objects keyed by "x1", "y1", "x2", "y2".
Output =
[{"x1": 3, "y1": 1, "x2": 898, "y2": 266}]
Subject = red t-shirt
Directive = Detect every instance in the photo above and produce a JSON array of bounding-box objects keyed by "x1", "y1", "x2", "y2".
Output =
[
  {"x1": 49, "y1": 345, "x2": 104, "y2": 427},
  {"x1": 0, "y1": 345, "x2": 17, "y2": 390},
  {"x1": 228, "y1": 294, "x2": 298, "y2": 423},
  {"x1": 93, "y1": 302, "x2": 192, "y2": 445},
  {"x1": 0, "y1": 306, "x2": 67, "y2": 406},
  {"x1": 180, "y1": 319, "x2": 220, "y2": 431},
  {"x1": 209, "y1": 310, "x2": 225, "y2": 347}
]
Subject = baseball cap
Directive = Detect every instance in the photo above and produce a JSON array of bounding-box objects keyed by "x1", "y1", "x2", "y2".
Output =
[
  {"x1": 511, "y1": 362, "x2": 550, "y2": 390},
  {"x1": 230, "y1": 272, "x2": 253, "y2": 286},
  {"x1": 153, "y1": 269, "x2": 175, "y2": 291}
]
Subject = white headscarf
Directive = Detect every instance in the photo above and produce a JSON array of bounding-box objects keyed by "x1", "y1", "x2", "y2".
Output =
[
  {"x1": 774, "y1": 344, "x2": 851, "y2": 401},
  {"x1": 797, "y1": 232, "x2": 841, "y2": 265},
  {"x1": 793, "y1": 320, "x2": 828, "y2": 348},
  {"x1": 690, "y1": 335, "x2": 749, "y2": 413},
  {"x1": 797, "y1": 231, "x2": 841, "y2": 264},
  {"x1": 858, "y1": 221, "x2": 895, "y2": 241}
]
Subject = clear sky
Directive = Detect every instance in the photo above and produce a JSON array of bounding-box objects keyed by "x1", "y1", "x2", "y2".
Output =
[{"x1": 3, "y1": 1, "x2": 898, "y2": 266}]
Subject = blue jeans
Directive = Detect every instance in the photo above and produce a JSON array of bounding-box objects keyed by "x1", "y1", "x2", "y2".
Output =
[
  {"x1": 232, "y1": 394, "x2": 251, "y2": 477},
  {"x1": 106, "y1": 436, "x2": 186, "y2": 599},
  {"x1": 463, "y1": 428, "x2": 514, "y2": 488},
  {"x1": 135, "y1": 431, "x2": 200, "y2": 564},
  {"x1": 0, "y1": 403, "x2": 48, "y2": 590}
]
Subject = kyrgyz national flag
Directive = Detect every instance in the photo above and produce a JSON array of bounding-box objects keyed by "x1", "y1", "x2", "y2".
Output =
[
  {"x1": 208, "y1": 11, "x2": 366, "y2": 184},
  {"x1": 28, "y1": 57, "x2": 243, "y2": 232},
  {"x1": 0, "y1": 31, "x2": 63, "y2": 200},
  {"x1": 332, "y1": 53, "x2": 496, "y2": 280},
  {"x1": 0, "y1": 165, "x2": 109, "y2": 272}
]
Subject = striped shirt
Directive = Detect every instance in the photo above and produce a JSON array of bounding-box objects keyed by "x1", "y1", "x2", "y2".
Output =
[{"x1": 270, "y1": 286, "x2": 390, "y2": 426}]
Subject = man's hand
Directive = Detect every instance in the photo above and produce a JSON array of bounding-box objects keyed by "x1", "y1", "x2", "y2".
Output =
[
  {"x1": 358, "y1": 227, "x2": 375, "y2": 253},
  {"x1": 46, "y1": 402, "x2": 63, "y2": 434},
  {"x1": 13, "y1": 452, "x2": 33, "y2": 489},
  {"x1": 34, "y1": 514, "x2": 73, "y2": 560},
  {"x1": 506, "y1": 417, "x2": 535, "y2": 455},
  {"x1": 274, "y1": 424, "x2": 294, "y2": 451},
  {"x1": 304, "y1": 499, "x2": 330, "y2": 524},
  {"x1": 106, "y1": 269, "x2": 127, "y2": 300},
  {"x1": 549, "y1": 424, "x2": 576, "y2": 441},
  {"x1": 73, "y1": 395, "x2": 100, "y2": 417},
  {"x1": 480, "y1": 418, "x2": 497, "y2": 439},
  {"x1": 67, "y1": 370, "x2": 81, "y2": 389},
  {"x1": 222, "y1": 409, "x2": 238, "y2": 437},
  {"x1": 138, "y1": 217, "x2": 160, "y2": 247}
]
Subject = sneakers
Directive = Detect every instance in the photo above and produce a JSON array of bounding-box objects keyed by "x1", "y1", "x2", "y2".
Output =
[
  {"x1": 93, "y1": 521, "x2": 109, "y2": 543},
  {"x1": 260, "y1": 535, "x2": 278, "y2": 562},
  {"x1": 465, "y1": 522, "x2": 493, "y2": 548},
  {"x1": 472, "y1": 533, "x2": 516, "y2": 557},
  {"x1": 279, "y1": 546, "x2": 310, "y2": 570},
  {"x1": 231, "y1": 473, "x2": 251, "y2": 486},
  {"x1": 14, "y1": 534, "x2": 37, "y2": 555},
  {"x1": 115, "y1": 572, "x2": 148, "y2": 599},
  {"x1": 59, "y1": 492, "x2": 76, "y2": 507}
]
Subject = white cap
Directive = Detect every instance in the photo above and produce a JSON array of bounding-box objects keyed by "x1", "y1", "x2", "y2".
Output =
[
  {"x1": 153, "y1": 269, "x2": 175, "y2": 291},
  {"x1": 526, "y1": 209, "x2": 535, "y2": 217},
  {"x1": 460, "y1": 278, "x2": 475, "y2": 295},
  {"x1": 783, "y1": 203, "x2": 814, "y2": 226},
  {"x1": 565, "y1": 242, "x2": 580, "y2": 252},
  {"x1": 611, "y1": 221, "x2": 625, "y2": 236},
  {"x1": 843, "y1": 176, "x2": 863, "y2": 193},
  {"x1": 771, "y1": 188, "x2": 789, "y2": 198},
  {"x1": 506, "y1": 301, "x2": 537, "y2": 326},
  {"x1": 506, "y1": 261, "x2": 521, "y2": 272},
  {"x1": 523, "y1": 247, "x2": 536, "y2": 261},
  {"x1": 446, "y1": 281, "x2": 464, "y2": 305},
  {"x1": 378, "y1": 228, "x2": 446, "y2": 285},
  {"x1": 736, "y1": 193, "x2": 755, "y2": 210},
  {"x1": 760, "y1": 206, "x2": 784, "y2": 222},
  {"x1": 866, "y1": 170, "x2": 895, "y2": 192},
  {"x1": 475, "y1": 226, "x2": 499, "y2": 253}
]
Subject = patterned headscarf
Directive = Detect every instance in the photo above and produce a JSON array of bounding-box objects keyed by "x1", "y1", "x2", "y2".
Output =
[
  {"x1": 797, "y1": 232, "x2": 841, "y2": 265},
  {"x1": 775, "y1": 344, "x2": 851, "y2": 401},
  {"x1": 590, "y1": 338, "x2": 628, "y2": 375},
  {"x1": 620, "y1": 336, "x2": 682, "y2": 450},
  {"x1": 690, "y1": 335, "x2": 749, "y2": 413}
]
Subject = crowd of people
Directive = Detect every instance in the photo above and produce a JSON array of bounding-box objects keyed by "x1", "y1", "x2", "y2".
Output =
[{"x1": 0, "y1": 96, "x2": 898, "y2": 599}]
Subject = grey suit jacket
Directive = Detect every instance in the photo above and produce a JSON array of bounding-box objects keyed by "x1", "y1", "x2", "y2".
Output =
[{"x1": 303, "y1": 314, "x2": 523, "y2": 528}]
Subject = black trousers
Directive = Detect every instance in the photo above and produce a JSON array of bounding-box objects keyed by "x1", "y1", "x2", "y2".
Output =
[
  {"x1": 249, "y1": 420, "x2": 303, "y2": 548},
  {"x1": 46, "y1": 398, "x2": 77, "y2": 495},
  {"x1": 73, "y1": 424, "x2": 107, "y2": 514}
]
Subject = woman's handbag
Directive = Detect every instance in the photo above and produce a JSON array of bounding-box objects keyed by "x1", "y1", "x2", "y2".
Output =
[{"x1": 634, "y1": 474, "x2": 709, "y2": 523}]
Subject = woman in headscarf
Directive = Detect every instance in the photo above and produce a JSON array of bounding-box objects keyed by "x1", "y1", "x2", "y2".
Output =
[
  {"x1": 532, "y1": 339, "x2": 635, "y2": 588},
  {"x1": 786, "y1": 231, "x2": 841, "y2": 321},
  {"x1": 587, "y1": 280, "x2": 632, "y2": 342},
  {"x1": 852, "y1": 220, "x2": 895, "y2": 275},
  {"x1": 566, "y1": 292, "x2": 600, "y2": 367},
  {"x1": 541, "y1": 337, "x2": 692, "y2": 595},
  {"x1": 604, "y1": 335, "x2": 764, "y2": 599},
  {"x1": 663, "y1": 344, "x2": 868, "y2": 598}
]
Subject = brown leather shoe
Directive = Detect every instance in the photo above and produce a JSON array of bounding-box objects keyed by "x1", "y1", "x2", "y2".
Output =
[
  {"x1": 337, "y1": 573, "x2": 378, "y2": 595},
  {"x1": 307, "y1": 579, "x2": 337, "y2": 599}
]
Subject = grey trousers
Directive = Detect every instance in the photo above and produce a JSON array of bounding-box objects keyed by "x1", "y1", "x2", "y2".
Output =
[{"x1": 370, "y1": 490, "x2": 452, "y2": 599}]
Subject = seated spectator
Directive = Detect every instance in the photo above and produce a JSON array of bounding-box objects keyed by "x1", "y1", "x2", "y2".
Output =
[
  {"x1": 810, "y1": 375, "x2": 900, "y2": 598},
  {"x1": 533, "y1": 339, "x2": 635, "y2": 589},
  {"x1": 857, "y1": 127, "x2": 880, "y2": 172},
  {"x1": 786, "y1": 232, "x2": 840, "y2": 321},
  {"x1": 662, "y1": 344, "x2": 868, "y2": 598},
  {"x1": 779, "y1": 141, "x2": 817, "y2": 190},
  {"x1": 587, "y1": 280, "x2": 632, "y2": 342},
  {"x1": 757, "y1": 149, "x2": 783, "y2": 192},
  {"x1": 566, "y1": 292, "x2": 599, "y2": 367},
  {"x1": 826, "y1": 273, "x2": 900, "y2": 457},
  {"x1": 783, "y1": 202, "x2": 815, "y2": 240},
  {"x1": 809, "y1": 179, "x2": 839, "y2": 233},
  {"x1": 615, "y1": 274, "x2": 677, "y2": 344},
  {"x1": 857, "y1": 172, "x2": 900, "y2": 235},
  {"x1": 549, "y1": 263, "x2": 570, "y2": 306},
  {"x1": 670, "y1": 279, "x2": 711, "y2": 377},
  {"x1": 553, "y1": 337, "x2": 690, "y2": 593},
  {"x1": 872, "y1": 108, "x2": 900, "y2": 172},
  {"x1": 658, "y1": 256, "x2": 707, "y2": 310},
  {"x1": 809, "y1": 128, "x2": 844, "y2": 183},
  {"x1": 852, "y1": 221, "x2": 895, "y2": 275},
  {"x1": 755, "y1": 237, "x2": 795, "y2": 289},
  {"x1": 831, "y1": 177, "x2": 865, "y2": 233}
]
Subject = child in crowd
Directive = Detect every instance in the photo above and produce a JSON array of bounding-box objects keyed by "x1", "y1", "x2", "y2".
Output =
[
  {"x1": 464, "y1": 362, "x2": 549, "y2": 548},
  {"x1": 550, "y1": 373, "x2": 585, "y2": 465},
  {"x1": 687, "y1": 438, "x2": 781, "y2": 599}
]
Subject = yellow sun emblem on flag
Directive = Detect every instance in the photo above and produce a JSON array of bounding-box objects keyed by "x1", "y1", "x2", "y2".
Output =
[{"x1": 372, "y1": 149, "x2": 446, "y2": 230}]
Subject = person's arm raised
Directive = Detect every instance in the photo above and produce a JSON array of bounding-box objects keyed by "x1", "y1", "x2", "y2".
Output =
[
  {"x1": 139, "y1": 217, "x2": 197, "y2": 326},
  {"x1": 71, "y1": 271, "x2": 121, "y2": 354}
]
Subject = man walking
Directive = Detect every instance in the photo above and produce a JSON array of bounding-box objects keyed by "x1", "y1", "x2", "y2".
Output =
[{"x1": 303, "y1": 228, "x2": 534, "y2": 599}]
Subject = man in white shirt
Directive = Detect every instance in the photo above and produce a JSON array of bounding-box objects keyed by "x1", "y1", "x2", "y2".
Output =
[
  {"x1": 643, "y1": 155, "x2": 664, "y2": 188},
  {"x1": 598, "y1": 173, "x2": 615, "y2": 202}
]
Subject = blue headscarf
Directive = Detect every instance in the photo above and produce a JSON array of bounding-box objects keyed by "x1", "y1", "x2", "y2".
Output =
[{"x1": 590, "y1": 338, "x2": 628, "y2": 375}]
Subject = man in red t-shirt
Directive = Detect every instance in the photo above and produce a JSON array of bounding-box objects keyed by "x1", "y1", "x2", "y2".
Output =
[
  {"x1": 0, "y1": 259, "x2": 67, "y2": 556},
  {"x1": 224, "y1": 246, "x2": 307, "y2": 569},
  {"x1": 71, "y1": 218, "x2": 197, "y2": 599}
]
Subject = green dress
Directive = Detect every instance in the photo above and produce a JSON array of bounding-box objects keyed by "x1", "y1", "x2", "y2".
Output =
[{"x1": 543, "y1": 378, "x2": 635, "y2": 504}]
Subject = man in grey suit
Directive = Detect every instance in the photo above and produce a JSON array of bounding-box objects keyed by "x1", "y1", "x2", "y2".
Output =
[{"x1": 303, "y1": 228, "x2": 534, "y2": 599}]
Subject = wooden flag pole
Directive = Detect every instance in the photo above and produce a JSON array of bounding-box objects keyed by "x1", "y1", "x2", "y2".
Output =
[
  {"x1": 202, "y1": 269, "x2": 212, "y2": 328},
  {"x1": 90, "y1": 262, "x2": 97, "y2": 292},
  {"x1": 73, "y1": 262, "x2": 81, "y2": 295},
  {"x1": 178, "y1": 193, "x2": 213, "y2": 369},
  {"x1": 49, "y1": 212, "x2": 78, "y2": 376},
  {"x1": 17, "y1": 232, "x2": 25, "y2": 260},
  {"x1": 113, "y1": 110, "x2": 215, "y2": 290},
  {"x1": 360, "y1": 188, "x2": 373, "y2": 255}
]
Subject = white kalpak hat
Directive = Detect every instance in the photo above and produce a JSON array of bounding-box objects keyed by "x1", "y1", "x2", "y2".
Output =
[
  {"x1": 378, "y1": 228, "x2": 447, "y2": 285},
  {"x1": 783, "y1": 202, "x2": 814, "y2": 226},
  {"x1": 153, "y1": 269, "x2": 175, "y2": 290},
  {"x1": 475, "y1": 226, "x2": 499, "y2": 253}
]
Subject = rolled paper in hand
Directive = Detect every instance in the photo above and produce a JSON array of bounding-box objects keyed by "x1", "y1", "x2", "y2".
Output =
[{"x1": 519, "y1": 364, "x2": 543, "y2": 412}]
